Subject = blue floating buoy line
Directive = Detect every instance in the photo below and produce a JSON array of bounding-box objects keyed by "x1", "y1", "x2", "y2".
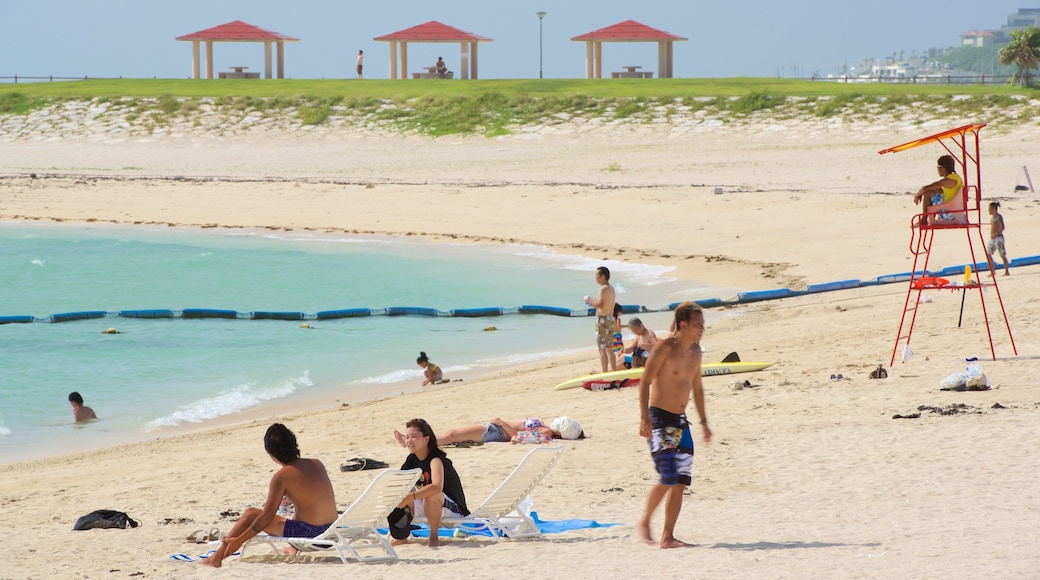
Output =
[{"x1": 2, "y1": 256, "x2": 1035, "y2": 325}]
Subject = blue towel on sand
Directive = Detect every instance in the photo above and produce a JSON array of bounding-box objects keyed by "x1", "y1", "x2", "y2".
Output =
[{"x1": 378, "y1": 511, "x2": 620, "y2": 538}]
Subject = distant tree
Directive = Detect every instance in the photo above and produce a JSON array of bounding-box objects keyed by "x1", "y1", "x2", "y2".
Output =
[{"x1": 998, "y1": 26, "x2": 1040, "y2": 86}]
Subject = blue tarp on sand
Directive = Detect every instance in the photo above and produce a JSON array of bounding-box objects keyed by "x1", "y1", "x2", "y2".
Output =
[{"x1": 379, "y1": 511, "x2": 620, "y2": 538}]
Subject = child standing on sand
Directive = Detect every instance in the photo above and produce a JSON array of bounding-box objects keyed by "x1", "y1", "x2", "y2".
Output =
[
  {"x1": 986, "y1": 201, "x2": 1010, "y2": 276},
  {"x1": 612, "y1": 303, "x2": 625, "y2": 357}
]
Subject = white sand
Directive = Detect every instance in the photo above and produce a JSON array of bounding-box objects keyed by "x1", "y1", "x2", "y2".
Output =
[{"x1": 1, "y1": 108, "x2": 1039, "y2": 578}]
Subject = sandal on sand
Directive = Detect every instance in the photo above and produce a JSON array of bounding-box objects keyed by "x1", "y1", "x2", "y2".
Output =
[
  {"x1": 340, "y1": 457, "x2": 389, "y2": 472},
  {"x1": 186, "y1": 529, "x2": 208, "y2": 544},
  {"x1": 207, "y1": 528, "x2": 224, "y2": 542}
]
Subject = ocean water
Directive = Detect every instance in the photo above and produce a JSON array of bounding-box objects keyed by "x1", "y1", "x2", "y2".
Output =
[{"x1": 0, "y1": 222, "x2": 708, "y2": 463}]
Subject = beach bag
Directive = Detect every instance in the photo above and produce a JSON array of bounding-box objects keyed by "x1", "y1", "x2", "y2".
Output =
[
  {"x1": 73, "y1": 509, "x2": 139, "y2": 530},
  {"x1": 387, "y1": 506, "x2": 414, "y2": 540}
]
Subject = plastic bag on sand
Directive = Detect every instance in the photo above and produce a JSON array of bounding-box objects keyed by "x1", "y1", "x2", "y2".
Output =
[
  {"x1": 901, "y1": 345, "x2": 913, "y2": 364},
  {"x1": 940, "y1": 363, "x2": 985, "y2": 389}
]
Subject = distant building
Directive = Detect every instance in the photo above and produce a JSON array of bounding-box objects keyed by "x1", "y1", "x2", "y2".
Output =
[
  {"x1": 1005, "y1": 7, "x2": 1040, "y2": 28},
  {"x1": 960, "y1": 30, "x2": 998, "y2": 47}
]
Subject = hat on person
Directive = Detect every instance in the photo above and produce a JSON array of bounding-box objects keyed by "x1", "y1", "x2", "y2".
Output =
[{"x1": 550, "y1": 416, "x2": 584, "y2": 440}]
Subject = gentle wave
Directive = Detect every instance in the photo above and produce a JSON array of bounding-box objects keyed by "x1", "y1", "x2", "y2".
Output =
[
  {"x1": 0, "y1": 425, "x2": 11, "y2": 437},
  {"x1": 355, "y1": 348, "x2": 587, "y2": 385},
  {"x1": 145, "y1": 372, "x2": 313, "y2": 430},
  {"x1": 512, "y1": 245, "x2": 676, "y2": 286}
]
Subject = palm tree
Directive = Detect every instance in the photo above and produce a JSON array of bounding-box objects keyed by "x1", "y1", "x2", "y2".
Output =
[{"x1": 998, "y1": 26, "x2": 1040, "y2": 87}]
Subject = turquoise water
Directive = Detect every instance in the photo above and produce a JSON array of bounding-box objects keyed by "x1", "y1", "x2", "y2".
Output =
[{"x1": 0, "y1": 222, "x2": 703, "y2": 463}]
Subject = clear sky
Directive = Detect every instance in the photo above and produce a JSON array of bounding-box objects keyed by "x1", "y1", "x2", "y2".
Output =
[{"x1": 1, "y1": 1, "x2": 1032, "y2": 80}]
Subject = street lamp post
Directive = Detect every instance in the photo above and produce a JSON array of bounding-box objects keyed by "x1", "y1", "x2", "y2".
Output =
[{"x1": 536, "y1": 11, "x2": 546, "y2": 79}]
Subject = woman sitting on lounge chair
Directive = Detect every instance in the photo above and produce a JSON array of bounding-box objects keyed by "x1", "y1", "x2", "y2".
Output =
[{"x1": 395, "y1": 418, "x2": 470, "y2": 547}]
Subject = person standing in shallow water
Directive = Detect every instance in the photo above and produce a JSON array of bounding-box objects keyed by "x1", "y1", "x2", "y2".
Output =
[{"x1": 637, "y1": 302, "x2": 712, "y2": 549}]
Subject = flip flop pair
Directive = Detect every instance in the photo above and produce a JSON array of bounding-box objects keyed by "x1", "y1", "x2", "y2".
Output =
[
  {"x1": 186, "y1": 528, "x2": 223, "y2": 543},
  {"x1": 339, "y1": 457, "x2": 389, "y2": 472}
]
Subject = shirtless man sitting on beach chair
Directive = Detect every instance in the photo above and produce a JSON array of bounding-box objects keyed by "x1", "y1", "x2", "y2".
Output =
[{"x1": 201, "y1": 423, "x2": 339, "y2": 568}]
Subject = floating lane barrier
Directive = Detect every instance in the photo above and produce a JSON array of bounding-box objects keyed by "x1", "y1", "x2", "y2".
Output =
[
  {"x1": 50, "y1": 310, "x2": 108, "y2": 323},
  {"x1": 119, "y1": 309, "x2": 174, "y2": 319},
  {"x1": 1011, "y1": 255, "x2": 1040, "y2": 267},
  {"x1": 450, "y1": 307, "x2": 503, "y2": 318},
  {"x1": 736, "y1": 289, "x2": 796, "y2": 304},
  {"x1": 251, "y1": 311, "x2": 305, "y2": 321},
  {"x1": 385, "y1": 307, "x2": 441, "y2": 317},
  {"x1": 9, "y1": 254, "x2": 1039, "y2": 325},
  {"x1": 519, "y1": 305, "x2": 574, "y2": 317},
  {"x1": 181, "y1": 308, "x2": 238, "y2": 319},
  {"x1": 316, "y1": 308, "x2": 371, "y2": 320},
  {"x1": 806, "y1": 279, "x2": 861, "y2": 293},
  {"x1": 667, "y1": 298, "x2": 729, "y2": 310}
]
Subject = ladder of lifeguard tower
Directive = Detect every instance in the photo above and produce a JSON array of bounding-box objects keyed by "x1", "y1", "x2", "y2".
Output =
[{"x1": 879, "y1": 124, "x2": 1016, "y2": 366}]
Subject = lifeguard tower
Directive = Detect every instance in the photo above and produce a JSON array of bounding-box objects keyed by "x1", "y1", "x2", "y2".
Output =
[{"x1": 879, "y1": 123, "x2": 1016, "y2": 365}]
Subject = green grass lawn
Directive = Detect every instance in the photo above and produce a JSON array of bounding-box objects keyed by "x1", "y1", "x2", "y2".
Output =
[
  {"x1": 1, "y1": 77, "x2": 1034, "y2": 100},
  {"x1": 1, "y1": 78, "x2": 1037, "y2": 136}
]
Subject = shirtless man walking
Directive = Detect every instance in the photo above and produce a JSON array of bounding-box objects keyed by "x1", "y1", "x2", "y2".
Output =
[
  {"x1": 637, "y1": 301, "x2": 712, "y2": 549},
  {"x1": 201, "y1": 423, "x2": 339, "y2": 568},
  {"x1": 585, "y1": 266, "x2": 618, "y2": 373}
]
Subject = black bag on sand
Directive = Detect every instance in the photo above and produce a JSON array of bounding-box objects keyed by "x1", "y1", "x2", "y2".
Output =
[
  {"x1": 386, "y1": 506, "x2": 414, "y2": 540},
  {"x1": 73, "y1": 510, "x2": 140, "y2": 530}
]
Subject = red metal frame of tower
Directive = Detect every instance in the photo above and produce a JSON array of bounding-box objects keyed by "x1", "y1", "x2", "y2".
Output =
[{"x1": 879, "y1": 123, "x2": 1016, "y2": 366}]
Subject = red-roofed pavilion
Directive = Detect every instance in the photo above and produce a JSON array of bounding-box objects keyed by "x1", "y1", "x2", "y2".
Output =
[
  {"x1": 176, "y1": 21, "x2": 299, "y2": 79},
  {"x1": 374, "y1": 21, "x2": 492, "y2": 80},
  {"x1": 571, "y1": 20, "x2": 686, "y2": 79}
]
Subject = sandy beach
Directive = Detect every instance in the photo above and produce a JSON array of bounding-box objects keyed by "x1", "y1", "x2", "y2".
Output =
[{"x1": 1, "y1": 105, "x2": 1039, "y2": 578}]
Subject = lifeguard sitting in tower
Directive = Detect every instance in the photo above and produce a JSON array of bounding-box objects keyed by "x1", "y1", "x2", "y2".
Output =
[{"x1": 909, "y1": 154, "x2": 966, "y2": 225}]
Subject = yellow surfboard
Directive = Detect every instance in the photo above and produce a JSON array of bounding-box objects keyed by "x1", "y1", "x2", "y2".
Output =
[{"x1": 554, "y1": 361, "x2": 773, "y2": 391}]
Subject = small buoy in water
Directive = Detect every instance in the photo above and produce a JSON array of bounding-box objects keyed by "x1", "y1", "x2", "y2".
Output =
[
  {"x1": 102, "y1": 328, "x2": 119, "y2": 334},
  {"x1": 300, "y1": 323, "x2": 312, "y2": 329},
  {"x1": 484, "y1": 325, "x2": 497, "y2": 331}
]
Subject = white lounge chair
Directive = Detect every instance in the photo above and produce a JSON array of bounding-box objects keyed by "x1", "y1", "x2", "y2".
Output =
[
  {"x1": 417, "y1": 445, "x2": 564, "y2": 540},
  {"x1": 240, "y1": 468, "x2": 421, "y2": 564}
]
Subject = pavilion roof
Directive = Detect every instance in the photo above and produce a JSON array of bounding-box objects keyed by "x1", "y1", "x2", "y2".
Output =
[
  {"x1": 374, "y1": 20, "x2": 492, "y2": 42},
  {"x1": 176, "y1": 20, "x2": 298, "y2": 42},
  {"x1": 571, "y1": 19, "x2": 686, "y2": 42}
]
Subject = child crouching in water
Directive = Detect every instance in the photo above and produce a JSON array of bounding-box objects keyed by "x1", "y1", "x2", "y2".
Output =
[{"x1": 417, "y1": 351, "x2": 444, "y2": 386}]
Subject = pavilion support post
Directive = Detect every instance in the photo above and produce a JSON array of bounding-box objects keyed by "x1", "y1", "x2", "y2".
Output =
[
  {"x1": 594, "y1": 41, "x2": 603, "y2": 79},
  {"x1": 470, "y1": 41, "x2": 478, "y2": 79},
  {"x1": 658, "y1": 41, "x2": 673, "y2": 78},
  {"x1": 584, "y1": 41, "x2": 594, "y2": 79},
  {"x1": 401, "y1": 41, "x2": 409, "y2": 80},
  {"x1": 264, "y1": 41, "x2": 273, "y2": 79},
  {"x1": 205, "y1": 41, "x2": 214, "y2": 79},
  {"x1": 389, "y1": 42, "x2": 399, "y2": 79},
  {"x1": 277, "y1": 41, "x2": 285, "y2": 78},
  {"x1": 459, "y1": 42, "x2": 470, "y2": 80},
  {"x1": 191, "y1": 41, "x2": 201, "y2": 79}
]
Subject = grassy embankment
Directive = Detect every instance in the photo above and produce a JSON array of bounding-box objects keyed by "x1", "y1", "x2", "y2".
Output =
[{"x1": 1, "y1": 78, "x2": 1038, "y2": 136}]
